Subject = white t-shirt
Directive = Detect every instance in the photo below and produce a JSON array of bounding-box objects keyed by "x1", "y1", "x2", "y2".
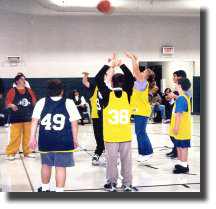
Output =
[
  {"x1": 74, "y1": 96, "x2": 86, "y2": 105},
  {"x1": 32, "y1": 97, "x2": 81, "y2": 122}
]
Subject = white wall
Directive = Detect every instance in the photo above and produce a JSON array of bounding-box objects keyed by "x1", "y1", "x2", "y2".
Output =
[{"x1": 0, "y1": 9, "x2": 200, "y2": 78}]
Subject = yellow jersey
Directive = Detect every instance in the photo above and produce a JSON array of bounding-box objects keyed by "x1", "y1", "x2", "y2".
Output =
[
  {"x1": 103, "y1": 91, "x2": 132, "y2": 143},
  {"x1": 130, "y1": 82, "x2": 151, "y2": 117},
  {"x1": 90, "y1": 86, "x2": 99, "y2": 119},
  {"x1": 169, "y1": 94, "x2": 191, "y2": 140}
]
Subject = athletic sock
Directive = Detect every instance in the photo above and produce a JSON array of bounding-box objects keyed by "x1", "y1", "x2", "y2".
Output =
[
  {"x1": 177, "y1": 160, "x2": 181, "y2": 165},
  {"x1": 181, "y1": 162, "x2": 188, "y2": 168},
  {"x1": 56, "y1": 187, "x2": 64, "y2": 192},
  {"x1": 42, "y1": 183, "x2": 50, "y2": 191}
]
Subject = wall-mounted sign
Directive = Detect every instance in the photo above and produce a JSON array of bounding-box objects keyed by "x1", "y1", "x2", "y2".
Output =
[{"x1": 162, "y1": 46, "x2": 174, "y2": 55}]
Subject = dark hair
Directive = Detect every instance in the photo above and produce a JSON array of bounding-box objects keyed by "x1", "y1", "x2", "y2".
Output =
[
  {"x1": 112, "y1": 73, "x2": 125, "y2": 88},
  {"x1": 177, "y1": 78, "x2": 191, "y2": 91},
  {"x1": 71, "y1": 89, "x2": 80, "y2": 99},
  {"x1": 164, "y1": 88, "x2": 172, "y2": 95},
  {"x1": 173, "y1": 90, "x2": 179, "y2": 96},
  {"x1": 14, "y1": 74, "x2": 25, "y2": 84},
  {"x1": 173, "y1": 70, "x2": 187, "y2": 78},
  {"x1": 46, "y1": 79, "x2": 64, "y2": 97}
]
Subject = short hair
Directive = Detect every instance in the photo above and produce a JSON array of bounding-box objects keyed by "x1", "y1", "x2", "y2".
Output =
[
  {"x1": 46, "y1": 79, "x2": 64, "y2": 97},
  {"x1": 112, "y1": 73, "x2": 125, "y2": 88},
  {"x1": 173, "y1": 70, "x2": 187, "y2": 78},
  {"x1": 14, "y1": 74, "x2": 25, "y2": 84},
  {"x1": 177, "y1": 78, "x2": 191, "y2": 92}
]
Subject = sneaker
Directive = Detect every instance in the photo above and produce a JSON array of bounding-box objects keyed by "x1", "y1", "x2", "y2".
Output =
[
  {"x1": 165, "y1": 119, "x2": 170, "y2": 123},
  {"x1": 104, "y1": 183, "x2": 117, "y2": 192},
  {"x1": 162, "y1": 119, "x2": 167, "y2": 124},
  {"x1": 38, "y1": 187, "x2": 50, "y2": 192},
  {"x1": 166, "y1": 151, "x2": 174, "y2": 157},
  {"x1": 173, "y1": 165, "x2": 189, "y2": 174},
  {"x1": 121, "y1": 185, "x2": 133, "y2": 192},
  {"x1": 136, "y1": 154, "x2": 153, "y2": 162},
  {"x1": 174, "y1": 164, "x2": 181, "y2": 169},
  {"x1": 25, "y1": 154, "x2": 36, "y2": 158},
  {"x1": 170, "y1": 153, "x2": 178, "y2": 159},
  {"x1": 92, "y1": 154, "x2": 99, "y2": 166},
  {"x1": 148, "y1": 119, "x2": 155, "y2": 124},
  {"x1": 7, "y1": 156, "x2": 15, "y2": 161}
]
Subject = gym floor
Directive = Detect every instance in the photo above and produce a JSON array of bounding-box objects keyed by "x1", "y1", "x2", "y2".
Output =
[{"x1": 0, "y1": 115, "x2": 200, "y2": 192}]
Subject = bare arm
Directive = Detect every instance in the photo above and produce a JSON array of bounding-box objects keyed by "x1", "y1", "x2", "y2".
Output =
[
  {"x1": 173, "y1": 113, "x2": 182, "y2": 135},
  {"x1": 71, "y1": 120, "x2": 78, "y2": 149},
  {"x1": 125, "y1": 52, "x2": 145, "y2": 82},
  {"x1": 82, "y1": 72, "x2": 90, "y2": 88},
  {"x1": 29, "y1": 118, "x2": 39, "y2": 150}
]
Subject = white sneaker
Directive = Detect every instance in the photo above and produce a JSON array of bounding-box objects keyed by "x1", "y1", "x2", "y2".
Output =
[
  {"x1": 7, "y1": 156, "x2": 15, "y2": 161},
  {"x1": 136, "y1": 154, "x2": 153, "y2": 162},
  {"x1": 162, "y1": 119, "x2": 167, "y2": 124},
  {"x1": 148, "y1": 119, "x2": 155, "y2": 124},
  {"x1": 25, "y1": 154, "x2": 36, "y2": 158}
]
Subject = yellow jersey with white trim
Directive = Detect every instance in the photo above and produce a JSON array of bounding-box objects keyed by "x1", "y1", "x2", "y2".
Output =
[{"x1": 103, "y1": 91, "x2": 132, "y2": 143}]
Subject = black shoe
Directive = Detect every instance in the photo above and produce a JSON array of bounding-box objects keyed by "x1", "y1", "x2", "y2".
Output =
[
  {"x1": 173, "y1": 165, "x2": 189, "y2": 174},
  {"x1": 92, "y1": 154, "x2": 100, "y2": 166},
  {"x1": 38, "y1": 187, "x2": 50, "y2": 192},
  {"x1": 174, "y1": 164, "x2": 181, "y2": 169},
  {"x1": 121, "y1": 185, "x2": 133, "y2": 192},
  {"x1": 170, "y1": 153, "x2": 178, "y2": 159},
  {"x1": 166, "y1": 151, "x2": 173, "y2": 157},
  {"x1": 104, "y1": 183, "x2": 117, "y2": 192}
]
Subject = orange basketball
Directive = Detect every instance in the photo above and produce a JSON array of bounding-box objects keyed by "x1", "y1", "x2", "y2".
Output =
[{"x1": 97, "y1": 0, "x2": 112, "y2": 14}]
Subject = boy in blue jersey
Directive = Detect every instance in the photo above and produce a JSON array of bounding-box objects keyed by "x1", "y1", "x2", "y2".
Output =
[{"x1": 29, "y1": 79, "x2": 81, "y2": 192}]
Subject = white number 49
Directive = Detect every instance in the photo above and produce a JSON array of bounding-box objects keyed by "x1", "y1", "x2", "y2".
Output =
[{"x1": 41, "y1": 114, "x2": 65, "y2": 131}]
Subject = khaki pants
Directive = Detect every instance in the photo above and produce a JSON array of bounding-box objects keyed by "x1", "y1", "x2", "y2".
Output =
[
  {"x1": 105, "y1": 141, "x2": 132, "y2": 187},
  {"x1": 6, "y1": 122, "x2": 32, "y2": 157}
]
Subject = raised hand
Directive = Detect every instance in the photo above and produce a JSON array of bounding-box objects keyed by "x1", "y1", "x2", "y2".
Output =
[{"x1": 125, "y1": 51, "x2": 137, "y2": 60}]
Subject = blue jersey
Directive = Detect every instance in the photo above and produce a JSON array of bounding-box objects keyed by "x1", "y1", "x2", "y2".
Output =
[{"x1": 38, "y1": 98, "x2": 74, "y2": 152}]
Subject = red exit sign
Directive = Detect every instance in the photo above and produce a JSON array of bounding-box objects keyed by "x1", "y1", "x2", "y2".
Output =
[{"x1": 162, "y1": 46, "x2": 174, "y2": 55}]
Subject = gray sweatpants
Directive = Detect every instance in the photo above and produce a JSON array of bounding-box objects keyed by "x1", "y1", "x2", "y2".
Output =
[{"x1": 105, "y1": 141, "x2": 132, "y2": 187}]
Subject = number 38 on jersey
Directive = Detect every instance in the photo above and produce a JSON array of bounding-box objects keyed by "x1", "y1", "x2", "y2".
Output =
[{"x1": 108, "y1": 109, "x2": 129, "y2": 124}]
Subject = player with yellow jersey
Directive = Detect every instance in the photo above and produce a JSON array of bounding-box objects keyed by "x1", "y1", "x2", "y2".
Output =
[
  {"x1": 82, "y1": 72, "x2": 104, "y2": 165},
  {"x1": 95, "y1": 57, "x2": 134, "y2": 192},
  {"x1": 169, "y1": 78, "x2": 191, "y2": 174},
  {"x1": 126, "y1": 52, "x2": 156, "y2": 163}
]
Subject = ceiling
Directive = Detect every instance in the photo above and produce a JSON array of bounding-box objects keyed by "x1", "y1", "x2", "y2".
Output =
[{"x1": 0, "y1": 0, "x2": 200, "y2": 16}]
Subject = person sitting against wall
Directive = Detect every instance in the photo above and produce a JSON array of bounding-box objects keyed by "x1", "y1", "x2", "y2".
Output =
[
  {"x1": 71, "y1": 89, "x2": 88, "y2": 125},
  {"x1": 162, "y1": 88, "x2": 175, "y2": 123},
  {"x1": 148, "y1": 86, "x2": 167, "y2": 124}
]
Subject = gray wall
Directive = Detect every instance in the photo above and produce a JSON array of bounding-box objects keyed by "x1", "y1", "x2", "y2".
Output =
[{"x1": 0, "y1": 10, "x2": 200, "y2": 80}]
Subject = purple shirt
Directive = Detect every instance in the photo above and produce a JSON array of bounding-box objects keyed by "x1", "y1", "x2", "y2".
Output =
[{"x1": 134, "y1": 80, "x2": 147, "y2": 92}]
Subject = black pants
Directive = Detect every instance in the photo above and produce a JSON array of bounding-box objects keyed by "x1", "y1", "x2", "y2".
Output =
[
  {"x1": 170, "y1": 136, "x2": 177, "y2": 155},
  {"x1": 92, "y1": 118, "x2": 104, "y2": 156}
]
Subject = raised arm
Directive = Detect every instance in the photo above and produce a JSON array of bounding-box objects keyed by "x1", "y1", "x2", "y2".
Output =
[
  {"x1": 82, "y1": 72, "x2": 90, "y2": 88},
  {"x1": 95, "y1": 65, "x2": 111, "y2": 99},
  {"x1": 125, "y1": 52, "x2": 145, "y2": 82}
]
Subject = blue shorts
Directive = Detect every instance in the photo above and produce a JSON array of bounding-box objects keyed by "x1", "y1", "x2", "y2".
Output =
[
  {"x1": 174, "y1": 139, "x2": 191, "y2": 148},
  {"x1": 40, "y1": 152, "x2": 75, "y2": 167}
]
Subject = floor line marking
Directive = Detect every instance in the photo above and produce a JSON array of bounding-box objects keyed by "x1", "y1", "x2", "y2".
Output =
[{"x1": 19, "y1": 152, "x2": 35, "y2": 192}]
